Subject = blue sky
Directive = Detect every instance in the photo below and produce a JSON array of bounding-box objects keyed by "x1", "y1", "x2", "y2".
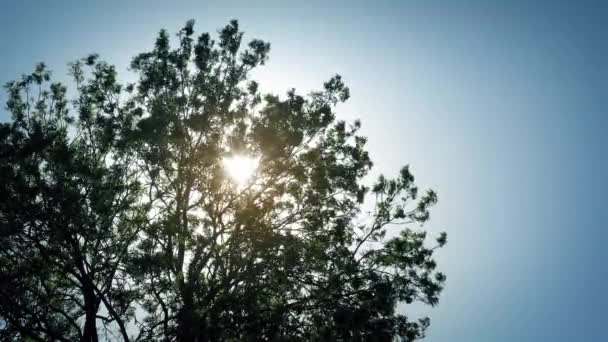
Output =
[{"x1": 1, "y1": 1, "x2": 606, "y2": 340}]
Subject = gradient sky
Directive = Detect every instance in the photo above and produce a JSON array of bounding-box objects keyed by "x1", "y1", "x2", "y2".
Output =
[{"x1": 1, "y1": 1, "x2": 606, "y2": 341}]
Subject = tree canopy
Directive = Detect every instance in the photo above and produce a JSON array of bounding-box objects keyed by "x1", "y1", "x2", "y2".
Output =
[{"x1": 0, "y1": 20, "x2": 446, "y2": 341}]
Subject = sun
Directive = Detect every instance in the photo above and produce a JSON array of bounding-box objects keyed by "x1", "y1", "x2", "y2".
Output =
[{"x1": 223, "y1": 155, "x2": 259, "y2": 186}]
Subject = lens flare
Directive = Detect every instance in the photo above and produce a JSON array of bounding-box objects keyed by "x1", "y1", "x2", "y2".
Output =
[{"x1": 223, "y1": 155, "x2": 259, "y2": 185}]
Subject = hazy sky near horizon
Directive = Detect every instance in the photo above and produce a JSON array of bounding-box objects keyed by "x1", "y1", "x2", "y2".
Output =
[{"x1": 1, "y1": 1, "x2": 606, "y2": 341}]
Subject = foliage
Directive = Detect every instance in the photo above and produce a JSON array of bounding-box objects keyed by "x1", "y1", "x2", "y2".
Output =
[{"x1": 0, "y1": 20, "x2": 446, "y2": 341}]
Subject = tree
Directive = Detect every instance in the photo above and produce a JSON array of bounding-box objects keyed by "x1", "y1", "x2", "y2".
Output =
[
  {"x1": 0, "y1": 59, "x2": 144, "y2": 341},
  {"x1": 0, "y1": 20, "x2": 446, "y2": 341}
]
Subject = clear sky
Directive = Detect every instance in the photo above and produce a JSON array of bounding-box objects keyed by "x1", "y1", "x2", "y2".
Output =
[{"x1": 1, "y1": 0, "x2": 606, "y2": 340}]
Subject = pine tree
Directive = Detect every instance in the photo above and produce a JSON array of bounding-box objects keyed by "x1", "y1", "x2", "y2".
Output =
[{"x1": 0, "y1": 20, "x2": 446, "y2": 341}]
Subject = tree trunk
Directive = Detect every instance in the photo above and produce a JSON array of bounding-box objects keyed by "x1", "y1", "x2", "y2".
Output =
[{"x1": 81, "y1": 282, "x2": 99, "y2": 342}]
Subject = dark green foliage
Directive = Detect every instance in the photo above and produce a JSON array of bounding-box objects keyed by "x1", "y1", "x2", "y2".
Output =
[
  {"x1": 0, "y1": 20, "x2": 446, "y2": 341},
  {"x1": 0, "y1": 60, "x2": 143, "y2": 342}
]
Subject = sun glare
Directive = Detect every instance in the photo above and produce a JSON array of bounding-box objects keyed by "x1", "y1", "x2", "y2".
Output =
[{"x1": 223, "y1": 155, "x2": 259, "y2": 186}]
